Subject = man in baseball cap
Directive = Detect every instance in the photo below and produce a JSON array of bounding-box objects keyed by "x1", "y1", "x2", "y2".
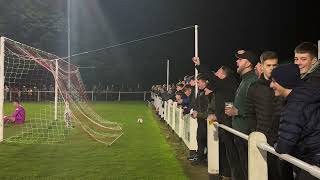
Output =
[{"x1": 224, "y1": 49, "x2": 258, "y2": 179}]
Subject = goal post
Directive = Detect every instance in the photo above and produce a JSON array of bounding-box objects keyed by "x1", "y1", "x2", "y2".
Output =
[
  {"x1": 0, "y1": 37, "x2": 5, "y2": 142},
  {"x1": 0, "y1": 36, "x2": 123, "y2": 145},
  {"x1": 54, "y1": 59, "x2": 58, "y2": 121}
]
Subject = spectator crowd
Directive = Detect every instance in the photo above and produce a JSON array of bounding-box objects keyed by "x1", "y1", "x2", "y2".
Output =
[{"x1": 151, "y1": 42, "x2": 320, "y2": 180}]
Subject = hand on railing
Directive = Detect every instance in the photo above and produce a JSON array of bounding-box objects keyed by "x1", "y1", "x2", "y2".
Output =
[
  {"x1": 207, "y1": 114, "x2": 217, "y2": 125},
  {"x1": 191, "y1": 111, "x2": 198, "y2": 119}
]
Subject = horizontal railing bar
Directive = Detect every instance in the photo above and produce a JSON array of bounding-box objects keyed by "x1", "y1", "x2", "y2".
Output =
[
  {"x1": 214, "y1": 122, "x2": 249, "y2": 141},
  {"x1": 257, "y1": 142, "x2": 320, "y2": 179},
  {"x1": 153, "y1": 95, "x2": 320, "y2": 179}
]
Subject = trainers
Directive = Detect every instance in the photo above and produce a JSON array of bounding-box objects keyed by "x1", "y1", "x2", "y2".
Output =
[{"x1": 187, "y1": 154, "x2": 197, "y2": 161}]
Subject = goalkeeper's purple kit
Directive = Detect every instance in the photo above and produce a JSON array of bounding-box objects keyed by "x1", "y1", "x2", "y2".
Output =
[{"x1": 12, "y1": 105, "x2": 26, "y2": 124}]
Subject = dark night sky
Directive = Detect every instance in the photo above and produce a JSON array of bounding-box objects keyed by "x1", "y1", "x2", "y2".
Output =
[{"x1": 1, "y1": 0, "x2": 318, "y2": 89}]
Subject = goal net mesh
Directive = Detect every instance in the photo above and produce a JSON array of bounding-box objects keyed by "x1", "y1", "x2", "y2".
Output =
[{"x1": 1, "y1": 37, "x2": 123, "y2": 145}]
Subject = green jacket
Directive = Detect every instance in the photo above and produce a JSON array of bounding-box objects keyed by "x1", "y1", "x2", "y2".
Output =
[{"x1": 232, "y1": 70, "x2": 257, "y2": 133}]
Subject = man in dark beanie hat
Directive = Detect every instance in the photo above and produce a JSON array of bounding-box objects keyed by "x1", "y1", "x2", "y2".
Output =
[
  {"x1": 271, "y1": 63, "x2": 320, "y2": 180},
  {"x1": 270, "y1": 64, "x2": 301, "y2": 96}
]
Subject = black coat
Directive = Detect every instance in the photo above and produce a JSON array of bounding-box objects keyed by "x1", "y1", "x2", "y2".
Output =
[
  {"x1": 302, "y1": 62, "x2": 320, "y2": 88},
  {"x1": 245, "y1": 75, "x2": 283, "y2": 144},
  {"x1": 193, "y1": 90, "x2": 209, "y2": 122},
  {"x1": 275, "y1": 85, "x2": 320, "y2": 165},
  {"x1": 196, "y1": 64, "x2": 238, "y2": 126}
]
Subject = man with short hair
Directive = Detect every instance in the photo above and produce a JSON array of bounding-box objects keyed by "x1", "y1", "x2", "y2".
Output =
[
  {"x1": 245, "y1": 51, "x2": 284, "y2": 180},
  {"x1": 270, "y1": 64, "x2": 320, "y2": 180},
  {"x1": 294, "y1": 42, "x2": 320, "y2": 87},
  {"x1": 186, "y1": 76, "x2": 197, "y2": 114},
  {"x1": 190, "y1": 74, "x2": 212, "y2": 165},
  {"x1": 176, "y1": 81, "x2": 185, "y2": 92},
  {"x1": 182, "y1": 85, "x2": 192, "y2": 114},
  {"x1": 225, "y1": 50, "x2": 258, "y2": 180},
  {"x1": 4, "y1": 99, "x2": 26, "y2": 125},
  {"x1": 193, "y1": 57, "x2": 242, "y2": 180},
  {"x1": 188, "y1": 76, "x2": 196, "y2": 87},
  {"x1": 175, "y1": 91, "x2": 184, "y2": 105}
]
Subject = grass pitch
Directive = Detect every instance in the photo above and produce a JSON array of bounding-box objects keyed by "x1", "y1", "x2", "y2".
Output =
[{"x1": 0, "y1": 102, "x2": 188, "y2": 180}]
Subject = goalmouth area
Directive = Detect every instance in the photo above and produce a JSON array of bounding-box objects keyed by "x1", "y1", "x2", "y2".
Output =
[{"x1": 0, "y1": 102, "x2": 189, "y2": 180}]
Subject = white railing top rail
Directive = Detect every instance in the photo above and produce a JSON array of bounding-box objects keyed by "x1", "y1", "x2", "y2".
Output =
[
  {"x1": 214, "y1": 121, "x2": 320, "y2": 179},
  {"x1": 215, "y1": 122, "x2": 249, "y2": 141},
  {"x1": 257, "y1": 142, "x2": 320, "y2": 179}
]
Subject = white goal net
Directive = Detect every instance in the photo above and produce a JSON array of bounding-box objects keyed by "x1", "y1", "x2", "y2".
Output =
[{"x1": 0, "y1": 37, "x2": 123, "y2": 145}]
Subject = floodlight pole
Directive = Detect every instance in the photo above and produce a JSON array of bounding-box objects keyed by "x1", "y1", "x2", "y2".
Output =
[
  {"x1": 166, "y1": 59, "x2": 170, "y2": 91},
  {"x1": 194, "y1": 25, "x2": 199, "y2": 97},
  {"x1": 55, "y1": 59, "x2": 59, "y2": 120},
  {"x1": 0, "y1": 37, "x2": 5, "y2": 142}
]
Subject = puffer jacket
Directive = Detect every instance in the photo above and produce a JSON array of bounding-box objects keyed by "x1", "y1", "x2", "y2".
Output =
[
  {"x1": 275, "y1": 84, "x2": 320, "y2": 165},
  {"x1": 245, "y1": 75, "x2": 283, "y2": 144}
]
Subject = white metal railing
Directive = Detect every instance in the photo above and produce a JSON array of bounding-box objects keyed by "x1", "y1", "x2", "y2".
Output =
[
  {"x1": 151, "y1": 93, "x2": 197, "y2": 151},
  {"x1": 152, "y1": 93, "x2": 320, "y2": 180},
  {"x1": 208, "y1": 122, "x2": 320, "y2": 179},
  {"x1": 4, "y1": 91, "x2": 150, "y2": 102}
]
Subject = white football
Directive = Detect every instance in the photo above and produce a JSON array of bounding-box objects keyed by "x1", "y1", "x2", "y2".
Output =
[{"x1": 137, "y1": 118, "x2": 143, "y2": 123}]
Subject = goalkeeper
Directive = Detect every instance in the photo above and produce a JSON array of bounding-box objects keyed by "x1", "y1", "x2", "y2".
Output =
[{"x1": 3, "y1": 99, "x2": 26, "y2": 125}]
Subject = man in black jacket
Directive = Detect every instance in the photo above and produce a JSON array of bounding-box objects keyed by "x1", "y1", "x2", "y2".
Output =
[
  {"x1": 271, "y1": 64, "x2": 320, "y2": 180},
  {"x1": 193, "y1": 57, "x2": 243, "y2": 180},
  {"x1": 190, "y1": 74, "x2": 212, "y2": 165},
  {"x1": 245, "y1": 51, "x2": 286, "y2": 180}
]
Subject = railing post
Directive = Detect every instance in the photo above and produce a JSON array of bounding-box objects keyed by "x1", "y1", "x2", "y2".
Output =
[
  {"x1": 105, "y1": 91, "x2": 108, "y2": 101},
  {"x1": 174, "y1": 106, "x2": 179, "y2": 133},
  {"x1": 165, "y1": 101, "x2": 169, "y2": 123},
  {"x1": 143, "y1": 91, "x2": 146, "y2": 101},
  {"x1": 172, "y1": 102, "x2": 177, "y2": 129},
  {"x1": 189, "y1": 116, "x2": 198, "y2": 151},
  {"x1": 178, "y1": 107, "x2": 183, "y2": 138},
  {"x1": 208, "y1": 121, "x2": 219, "y2": 179},
  {"x1": 159, "y1": 100, "x2": 163, "y2": 117},
  {"x1": 91, "y1": 91, "x2": 94, "y2": 101},
  {"x1": 167, "y1": 100, "x2": 173, "y2": 126},
  {"x1": 118, "y1": 91, "x2": 121, "y2": 101},
  {"x1": 164, "y1": 101, "x2": 167, "y2": 121},
  {"x1": 248, "y1": 132, "x2": 268, "y2": 180},
  {"x1": 37, "y1": 90, "x2": 40, "y2": 102}
]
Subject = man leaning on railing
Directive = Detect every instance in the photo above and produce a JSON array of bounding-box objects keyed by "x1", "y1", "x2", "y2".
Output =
[
  {"x1": 271, "y1": 64, "x2": 320, "y2": 180},
  {"x1": 245, "y1": 51, "x2": 293, "y2": 180},
  {"x1": 193, "y1": 56, "x2": 240, "y2": 180}
]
